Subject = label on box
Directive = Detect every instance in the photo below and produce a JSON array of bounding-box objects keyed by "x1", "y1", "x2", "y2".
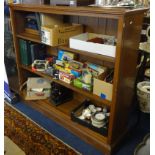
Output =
[{"x1": 41, "y1": 30, "x2": 50, "y2": 45}]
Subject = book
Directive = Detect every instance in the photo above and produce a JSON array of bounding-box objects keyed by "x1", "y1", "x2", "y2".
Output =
[
  {"x1": 19, "y1": 39, "x2": 47, "y2": 65},
  {"x1": 19, "y1": 39, "x2": 32, "y2": 66},
  {"x1": 19, "y1": 39, "x2": 24, "y2": 64}
]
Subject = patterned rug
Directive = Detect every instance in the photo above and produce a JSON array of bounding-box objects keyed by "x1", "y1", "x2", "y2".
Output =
[{"x1": 4, "y1": 102, "x2": 80, "y2": 155}]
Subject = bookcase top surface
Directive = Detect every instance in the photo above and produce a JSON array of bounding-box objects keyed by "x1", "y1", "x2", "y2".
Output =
[{"x1": 9, "y1": 4, "x2": 148, "y2": 17}]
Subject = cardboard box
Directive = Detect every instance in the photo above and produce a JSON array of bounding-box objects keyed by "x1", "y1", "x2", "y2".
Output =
[
  {"x1": 59, "y1": 71, "x2": 74, "y2": 84},
  {"x1": 70, "y1": 33, "x2": 116, "y2": 57},
  {"x1": 73, "y1": 78, "x2": 92, "y2": 92},
  {"x1": 58, "y1": 50, "x2": 75, "y2": 61},
  {"x1": 41, "y1": 24, "x2": 83, "y2": 46},
  {"x1": 25, "y1": 78, "x2": 51, "y2": 100},
  {"x1": 93, "y1": 78, "x2": 113, "y2": 101},
  {"x1": 86, "y1": 62, "x2": 107, "y2": 79}
]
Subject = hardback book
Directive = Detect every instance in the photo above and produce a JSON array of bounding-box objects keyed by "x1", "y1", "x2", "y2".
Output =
[{"x1": 19, "y1": 39, "x2": 32, "y2": 66}]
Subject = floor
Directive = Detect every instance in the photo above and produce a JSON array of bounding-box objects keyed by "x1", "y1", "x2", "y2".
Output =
[
  {"x1": 4, "y1": 136, "x2": 25, "y2": 155},
  {"x1": 6, "y1": 100, "x2": 150, "y2": 155}
]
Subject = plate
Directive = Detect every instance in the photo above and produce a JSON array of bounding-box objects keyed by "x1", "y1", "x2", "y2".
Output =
[{"x1": 134, "y1": 134, "x2": 150, "y2": 155}]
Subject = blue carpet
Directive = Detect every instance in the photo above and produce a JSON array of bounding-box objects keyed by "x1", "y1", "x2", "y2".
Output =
[{"x1": 8, "y1": 101, "x2": 150, "y2": 155}]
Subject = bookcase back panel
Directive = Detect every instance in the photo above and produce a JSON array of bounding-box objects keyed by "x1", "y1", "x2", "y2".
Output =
[
  {"x1": 14, "y1": 11, "x2": 118, "y2": 39},
  {"x1": 46, "y1": 46, "x2": 115, "y2": 68},
  {"x1": 19, "y1": 69, "x2": 37, "y2": 84},
  {"x1": 79, "y1": 55, "x2": 114, "y2": 68},
  {"x1": 73, "y1": 92, "x2": 109, "y2": 108},
  {"x1": 46, "y1": 46, "x2": 58, "y2": 56},
  {"x1": 65, "y1": 15, "x2": 118, "y2": 37},
  {"x1": 14, "y1": 11, "x2": 26, "y2": 34}
]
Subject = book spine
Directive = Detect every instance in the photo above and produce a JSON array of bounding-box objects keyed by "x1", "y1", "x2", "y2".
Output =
[
  {"x1": 23, "y1": 40, "x2": 28, "y2": 65},
  {"x1": 21, "y1": 40, "x2": 31, "y2": 66},
  {"x1": 19, "y1": 39, "x2": 24, "y2": 65}
]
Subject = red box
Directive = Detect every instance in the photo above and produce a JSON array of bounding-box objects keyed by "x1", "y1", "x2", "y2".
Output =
[{"x1": 59, "y1": 71, "x2": 74, "y2": 84}]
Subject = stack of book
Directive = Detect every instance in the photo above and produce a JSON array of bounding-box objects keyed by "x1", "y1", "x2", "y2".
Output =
[{"x1": 19, "y1": 39, "x2": 46, "y2": 66}]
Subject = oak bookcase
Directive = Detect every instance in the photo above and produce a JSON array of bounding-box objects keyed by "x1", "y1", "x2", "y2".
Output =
[{"x1": 9, "y1": 4, "x2": 148, "y2": 155}]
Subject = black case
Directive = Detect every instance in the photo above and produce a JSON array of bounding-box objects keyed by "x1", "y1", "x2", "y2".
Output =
[
  {"x1": 71, "y1": 100, "x2": 108, "y2": 136},
  {"x1": 50, "y1": 82, "x2": 73, "y2": 106}
]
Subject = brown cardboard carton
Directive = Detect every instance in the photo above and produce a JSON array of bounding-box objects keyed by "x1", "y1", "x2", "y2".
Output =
[
  {"x1": 41, "y1": 24, "x2": 83, "y2": 46},
  {"x1": 93, "y1": 78, "x2": 113, "y2": 101}
]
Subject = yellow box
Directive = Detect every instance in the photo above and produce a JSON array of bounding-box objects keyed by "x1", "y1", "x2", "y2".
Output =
[{"x1": 41, "y1": 24, "x2": 83, "y2": 46}]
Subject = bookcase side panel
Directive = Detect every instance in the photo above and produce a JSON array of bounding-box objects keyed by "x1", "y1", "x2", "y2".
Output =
[{"x1": 108, "y1": 12, "x2": 145, "y2": 146}]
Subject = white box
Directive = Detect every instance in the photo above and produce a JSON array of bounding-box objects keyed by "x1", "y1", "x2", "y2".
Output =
[{"x1": 69, "y1": 33, "x2": 116, "y2": 57}]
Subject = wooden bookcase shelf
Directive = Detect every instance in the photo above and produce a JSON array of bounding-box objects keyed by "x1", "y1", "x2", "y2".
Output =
[
  {"x1": 9, "y1": 3, "x2": 148, "y2": 155},
  {"x1": 16, "y1": 32, "x2": 115, "y2": 63},
  {"x1": 20, "y1": 64, "x2": 111, "y2": 106},
  {"x1": 16, "y1": 32, "x2": 41, "y2": 43},
  {"x1": 59, "y1": 45, "x2": 115, "y2": 63},
  {"x1": 22, "y1": 98, "x2": 108, "y2": 149}
]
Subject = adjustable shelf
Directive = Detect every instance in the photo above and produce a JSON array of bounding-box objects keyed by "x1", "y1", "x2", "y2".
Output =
[
  {"x1": 16, "y1": 32, "x2": 115, "y2": 63},
  {"x1": 21, "y1": 98, "x2": 108, "y2": 150},
  {"x1": 20, "y1": 64, "x2": 111, "y2": 107},
  {"x1": 59, "y1": 45, "x2": 115, "y2": 63},
  {"x1": 16, "y1": 32, "x2": 41, "y2": 43}
]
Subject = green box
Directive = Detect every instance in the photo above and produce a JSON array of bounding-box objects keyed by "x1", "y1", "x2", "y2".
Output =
[{"x1": 73, "y1": 78, "x2": 92, "y2": 92}]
